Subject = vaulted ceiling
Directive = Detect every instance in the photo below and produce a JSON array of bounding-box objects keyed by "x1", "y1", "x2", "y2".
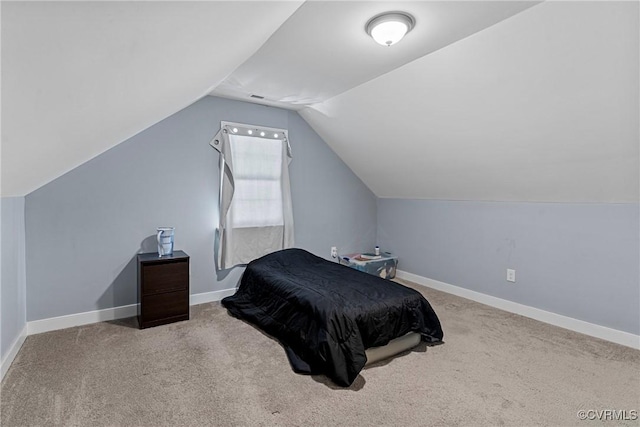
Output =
[
  {"x1": 2, "y1": 1, "x2": 638, "y2": 202},
  {"x1": 1, "y1": 1, "x2": 303, "y2": 196}
]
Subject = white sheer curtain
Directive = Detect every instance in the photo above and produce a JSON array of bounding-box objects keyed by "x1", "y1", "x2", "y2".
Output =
[{"x1": 209, "y1": 122, "x2": 294, "y2": 269}]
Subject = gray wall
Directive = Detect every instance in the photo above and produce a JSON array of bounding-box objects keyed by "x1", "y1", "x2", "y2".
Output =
[
  {"x1": 25, "y1": 96, "x2": 377, "y2": 321},
  {"x1": 377, "y1": 199, "x2": 640, "y2": 335},
  {"x1": 1, "y1": 197, "x2": 27, "y2": 360}
]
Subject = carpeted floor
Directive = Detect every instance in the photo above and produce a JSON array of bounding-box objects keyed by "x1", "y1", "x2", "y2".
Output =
[{"x1": 1, "y1": 280, "x2": 639, "y2": 426}]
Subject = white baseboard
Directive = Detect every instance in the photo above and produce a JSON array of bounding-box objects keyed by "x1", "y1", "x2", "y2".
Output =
[
  {"x1": 27, "y1": 303, "x2": 139, "y2": 335},
  {"x1": 190, "y1": 287, "x2": 237, "y2": 305},
  {"x1": 26, "y1": 288, "x2": 237, "y2": 337},
  {"x1": 2, "y1": 288, "x2": 238, "y2": 382},
  {"x1": 396, "y1": 270, "x2": 640, "y2": 350},
  {"x1": 1, "y1": 325, "x2": 27, "y2": 381}
]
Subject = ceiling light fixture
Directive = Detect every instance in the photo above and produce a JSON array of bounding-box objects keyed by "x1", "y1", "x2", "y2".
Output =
[{"x1": 365, "y1": 11, "x2": 415, "y2": 47}]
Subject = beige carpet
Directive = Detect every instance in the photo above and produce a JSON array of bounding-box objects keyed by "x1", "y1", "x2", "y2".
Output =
[{"x1": 1, "y1": 281, "x2": 639, "y2": 427}]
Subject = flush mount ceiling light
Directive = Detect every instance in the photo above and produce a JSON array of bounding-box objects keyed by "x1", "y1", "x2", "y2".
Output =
[{"x1": 366, "y1": 11, "x2": 415, "y2": 47}]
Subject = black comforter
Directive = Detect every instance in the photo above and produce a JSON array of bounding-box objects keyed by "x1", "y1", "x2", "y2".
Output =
[{"x1": 222, "y1": 248, "x2": 443, "y2": 386}]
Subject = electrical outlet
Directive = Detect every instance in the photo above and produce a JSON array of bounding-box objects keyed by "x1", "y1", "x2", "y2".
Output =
[
  {"x1": 507, "y1": 269, "x2": 516, "y2": 283},
  {"x1": 331, "y1": 246, "x2": 338, "y2": 258}
]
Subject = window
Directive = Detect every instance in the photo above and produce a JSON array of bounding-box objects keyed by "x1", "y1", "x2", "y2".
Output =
[
  {"x1": 229, "y1": 135, "x2": 283, "y2": 228},
  {"x1": 209, "y1": 122, "x2": 294, "y2": 269}
]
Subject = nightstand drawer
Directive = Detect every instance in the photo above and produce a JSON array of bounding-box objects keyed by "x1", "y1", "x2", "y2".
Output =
[
  {"x1": 141, "y1": 290, "x2": 189, "y2": 323},
  {"x1": 137, "y1": 250, "x2": 190, "y2": 329},
  {"x1": 142, "y1": 261, "x2": 188, "y2": 295}
]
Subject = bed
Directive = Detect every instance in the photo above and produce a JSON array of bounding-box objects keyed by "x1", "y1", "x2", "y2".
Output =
[{"x1": 221, "y1": 248, "x2": 443, "y2": 386}]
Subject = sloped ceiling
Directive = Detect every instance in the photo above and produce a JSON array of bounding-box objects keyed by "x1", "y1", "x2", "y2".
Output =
[
  {"x1": 300, "y1": 1, "x2": 639, "y2": 202},
  {"x1": 3, "y1": 1, "x2": 638, "y2": 203},
  {"x1": 1, "y1": 1, "x2": 302, "y2": 196},
  {"x1": 212, "y1": 1, "x2": 539, "y2": 110}
]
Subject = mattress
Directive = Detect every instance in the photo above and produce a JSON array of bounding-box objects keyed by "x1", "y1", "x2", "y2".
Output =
[
  {"x1": 364, "y1": 332, "x2": 421, "y2": 366},
  {"x1": 222, "y1": 248, "x2": 443, "y2": 386}
]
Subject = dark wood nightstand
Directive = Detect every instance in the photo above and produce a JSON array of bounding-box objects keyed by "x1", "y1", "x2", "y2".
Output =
[{"x1": 137, "y1": 250, "x2": 190, "y2": 329}]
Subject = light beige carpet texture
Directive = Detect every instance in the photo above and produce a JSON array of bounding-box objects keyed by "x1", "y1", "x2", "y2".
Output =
[{"x1": 1, "y1": 281, "x2": 638, "y2": 426}]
